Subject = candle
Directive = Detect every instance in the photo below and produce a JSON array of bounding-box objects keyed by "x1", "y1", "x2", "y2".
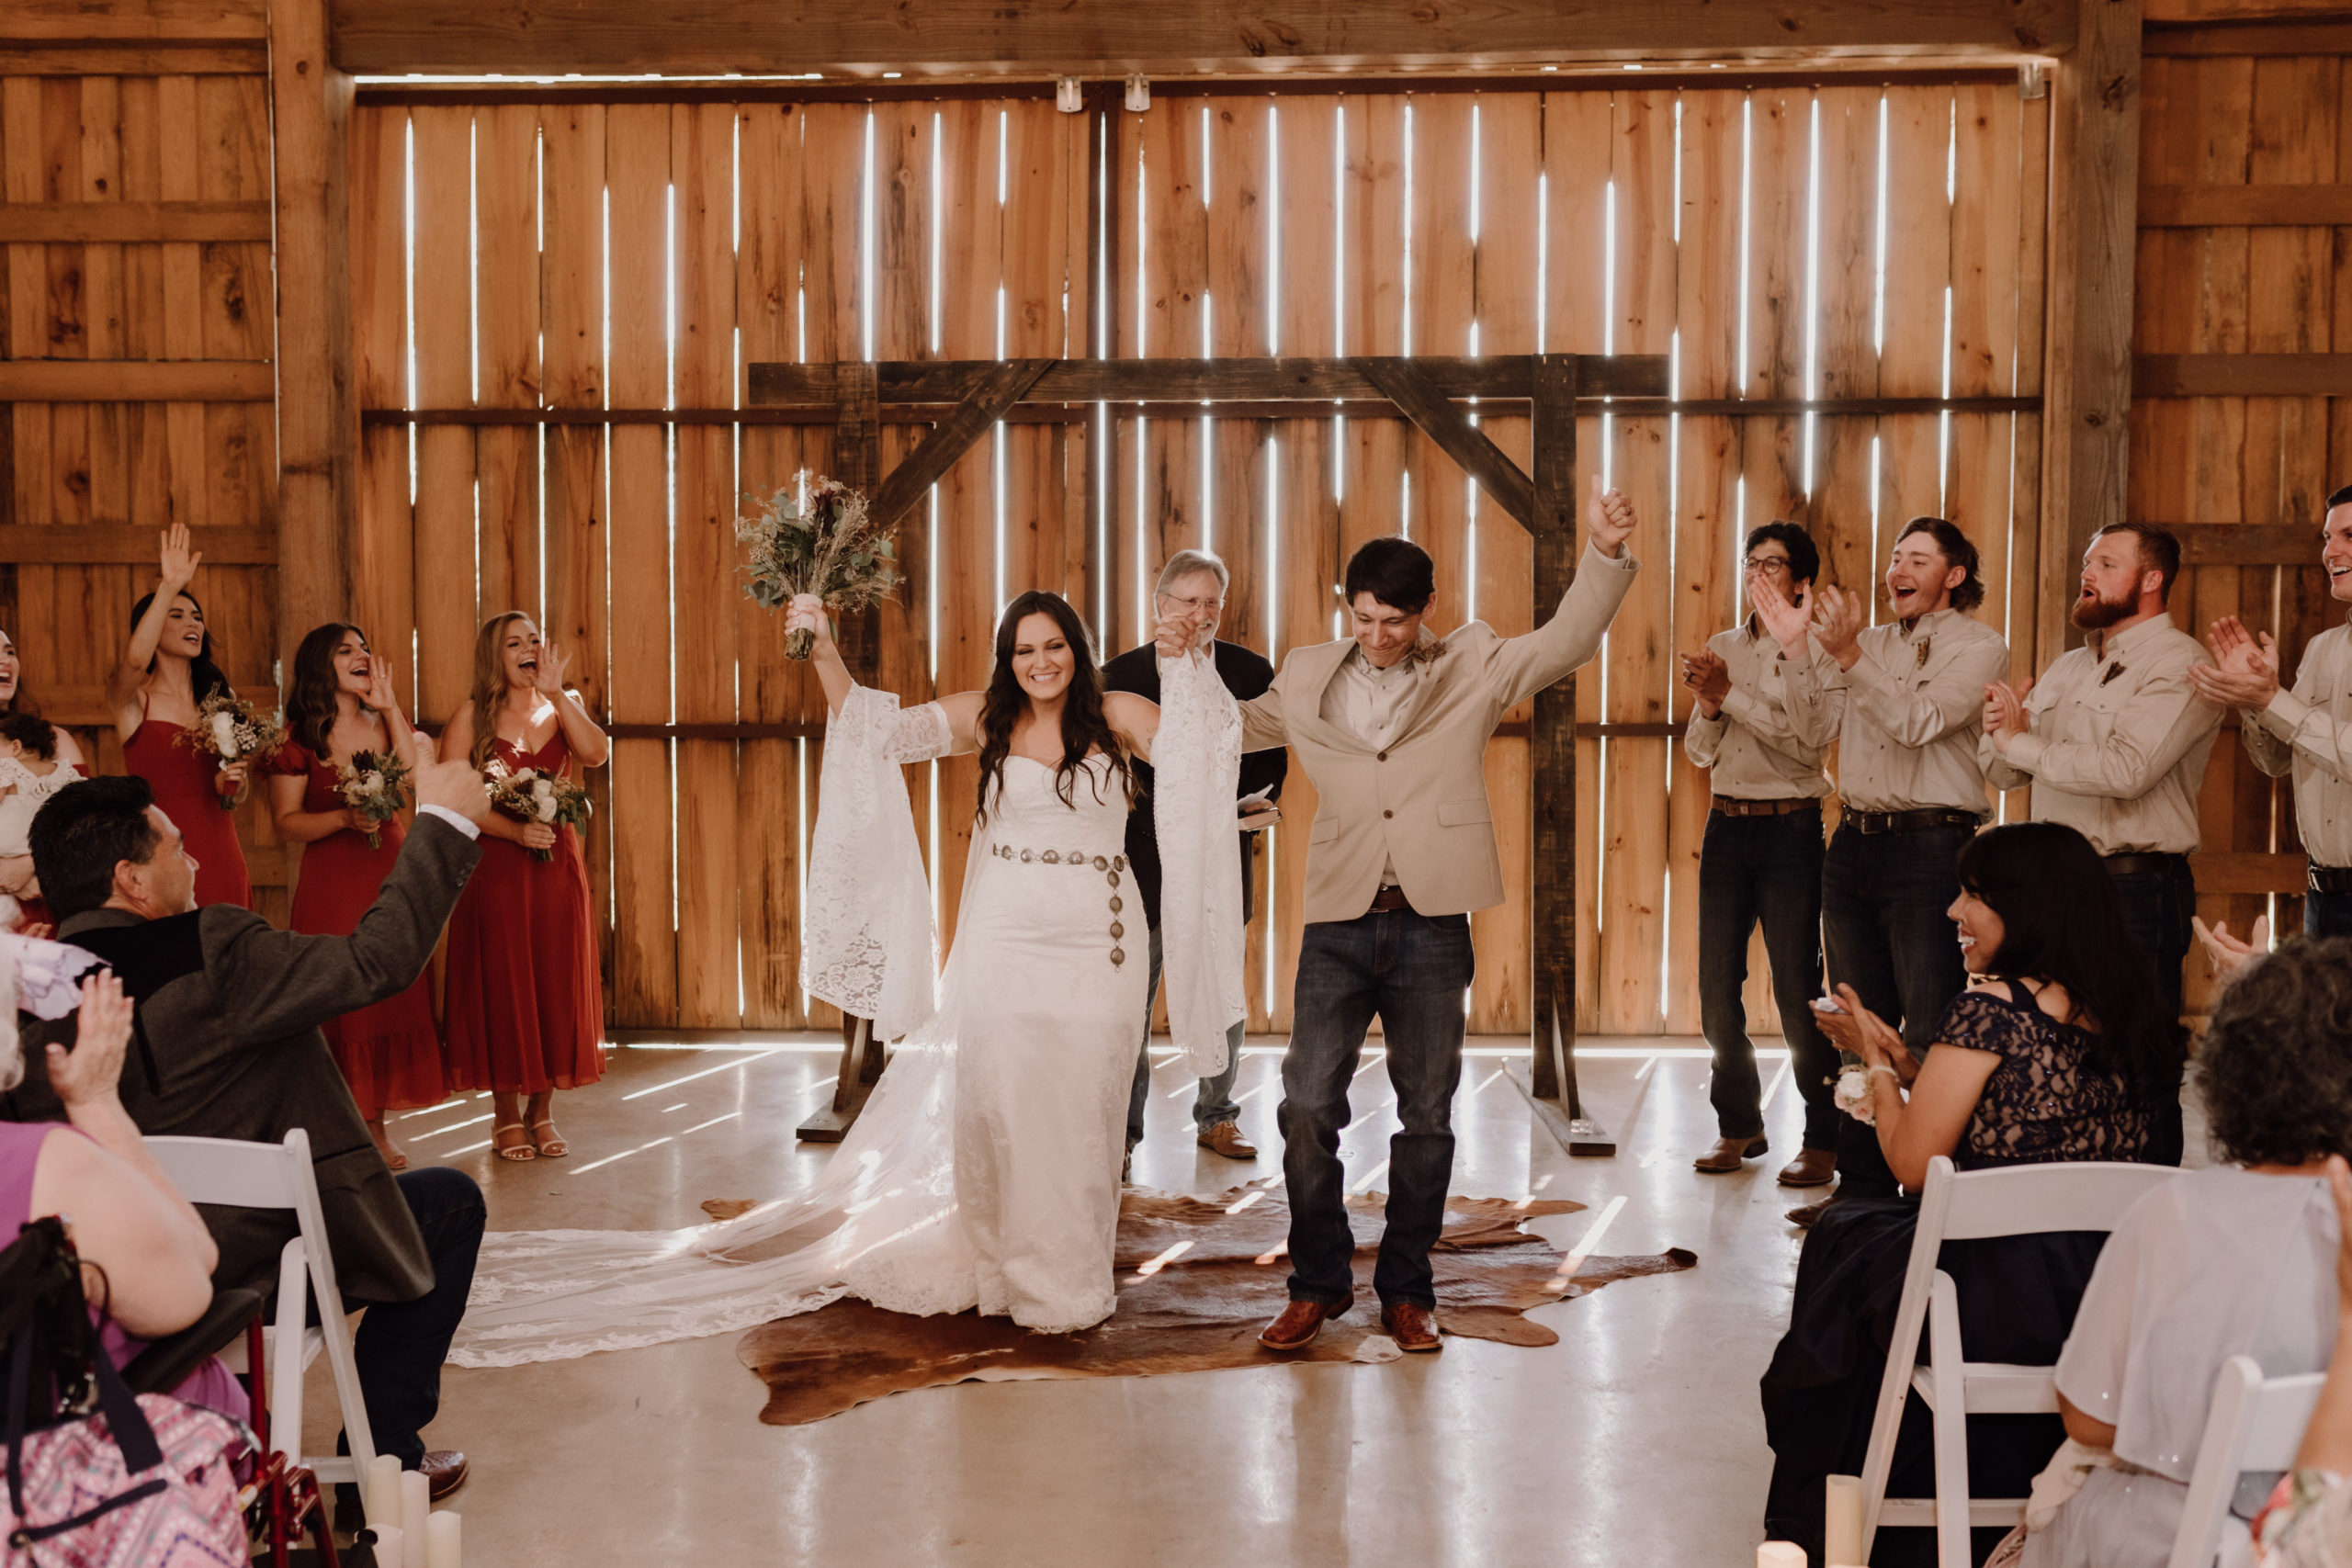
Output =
[
  {"x1": 1757, "y1": 1545, "x2": 1805, "y2": 1568},
  {"x1": 426, "y1": 1511, "x2": 462, "y2": 1568},
  {"x1": 365, "y1": 1454, "x2": 402, "y2": 1527},
  {"x1": 369, "y1": 1525, "x2": 402, "y2": 1568},
  {"x1": 401, "y1": 1470, "x2": 429, "y2": 1568},
  {"x1": 1825, "y1": 1472, "x2": 1866, "y2": 1568}
]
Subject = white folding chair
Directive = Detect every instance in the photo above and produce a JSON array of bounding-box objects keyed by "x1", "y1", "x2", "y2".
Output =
[
  {"x1": 143, "y1": 1128, "x2": 376, "y2": 1485},
  {"x1": 2165, "y1": 1355, "x2": 2328, "y2": 1568},
  {"x1": 1860, "y1": 1154, "x2": 2183, "y2": 1568}
]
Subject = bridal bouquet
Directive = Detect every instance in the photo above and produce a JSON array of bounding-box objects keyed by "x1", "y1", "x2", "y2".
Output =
[
  {"x1": 334, "y1": 750, "x2": 412, "y2": 850},
  {"x1": 736, "y1": 471, "x2": 902, "y2": 659},
  {"x1": 487, "y1": 763, "x2": 590, "y2": 861},
  {"x1": 174, "y1": 692, "x2": 287, "y2": 809}
]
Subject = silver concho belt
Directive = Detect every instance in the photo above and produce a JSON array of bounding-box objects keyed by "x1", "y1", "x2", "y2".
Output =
[{"x1": 989, "y1": 845, "x2": 1132, "y2": 966}]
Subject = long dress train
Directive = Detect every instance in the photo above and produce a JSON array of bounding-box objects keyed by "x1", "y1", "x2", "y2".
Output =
[{"x1": 448, "y1": 650, "x2": 1240, "y2": 1364}]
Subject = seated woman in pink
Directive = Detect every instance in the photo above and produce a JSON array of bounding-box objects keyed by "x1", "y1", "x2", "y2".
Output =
[{"x1": 0, "y1": 946, "x2": 245, "y2": 1421}]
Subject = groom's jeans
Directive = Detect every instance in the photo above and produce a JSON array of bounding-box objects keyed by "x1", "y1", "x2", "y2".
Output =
[
  {"x1": 1279, "y1": 906, "x2": 1475, "y2": 1311},
  {"x1": 1125, "y1": 925, "x2": 1244, "y2": 1146}
]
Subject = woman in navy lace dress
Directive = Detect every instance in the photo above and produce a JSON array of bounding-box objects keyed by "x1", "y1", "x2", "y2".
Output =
[{"x1": 1759, "y1": 822, "x2": 2186, "y2": 1565}]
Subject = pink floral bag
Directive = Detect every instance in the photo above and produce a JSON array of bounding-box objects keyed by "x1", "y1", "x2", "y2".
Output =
[{"x1": 2, "y1": 1219, "x2": 250, "y2": 1567}]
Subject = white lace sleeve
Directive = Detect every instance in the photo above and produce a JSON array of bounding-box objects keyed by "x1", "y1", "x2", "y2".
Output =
[
  {"x1": 800, "y1": 685, "x2": 941, "y2": 1041},
  {"x1": 1150, "y1": 650, "x2": 1246, "y2": 1077}
]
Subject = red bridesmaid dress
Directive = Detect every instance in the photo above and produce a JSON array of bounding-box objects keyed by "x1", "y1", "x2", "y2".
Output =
[
  {"x1": 442, "y1": 731, "x2": 605, "y2": 1093},
  {"x1": 266, "y1": 742, "x2": 447, "y2": 1115},
  {"x1": 121, "y1": 700, "x2": 250, "y2": 909}
]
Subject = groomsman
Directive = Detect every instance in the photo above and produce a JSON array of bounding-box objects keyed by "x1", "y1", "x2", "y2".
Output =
[
  {"x1": 1103, "y1": 549, "x2": 1288, "y2": 1172},
  {"x1": 1765, "y1": 516, "x2": 2007, "y2": 1225},
  {"x1": 1982, "y1": 525, "x2": 2220, "y2": 1051},
  {"x1": 1679, "y1": 522, "x2": 1839, "y2": 1189},
  {"x1": 2191, "y1": 484, "x2": 2352, "y2": 938}
]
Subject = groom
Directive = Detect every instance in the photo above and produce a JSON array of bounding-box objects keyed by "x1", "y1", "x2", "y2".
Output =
[{"x1": 1163, "y1": 479, "x2": 1640, "y2": 1352}]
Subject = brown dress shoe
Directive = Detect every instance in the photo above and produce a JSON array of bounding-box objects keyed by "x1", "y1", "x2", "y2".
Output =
[
  {"x1": 1785, "y1": 1194, "x2": 1841, "y2": 1229},
  {"x1": 1777, "y1": 1147, "x2": 1838, "y2": 1188},
  {"x1": 1198, "y1": 1122, "x2": 1258, "y2": 1160},
  {"x1": 1381, "y1": 1301, "x2": 1443, "y2": 1353},
  {"x1": 1692, "y1": 1134, "x2": 1770, "y2": 1173},
  {"x1": 420, "y1": 1450, "x2": 469, "y2": 1501},
  {"x1": 1259, "y1": 1297, "x2": 1350, "y2": 1350}
]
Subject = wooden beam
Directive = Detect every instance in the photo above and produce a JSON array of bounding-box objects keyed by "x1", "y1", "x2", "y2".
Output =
[
  {"x1": 867, "y1": 359, "x2": 1056, "y2": 529},
  {"x1": 0, "y1": 42, "x2": 266, "y2": 72},
  {"x1": 4, "y1": 0, "x2": 266, "y2": 41},
  {"x1": 327, "y1": 0, "x2": 2079, "y2": 76},
  {"x1": 1528, "y1": 354, "x2": 1581, "y2": 1119},
  {"x1": 2037, "y1": 0, "x2": 2143, "y2": 664},
  {"x1": 1358, "y1": 356, "x2": 1535, "y2": 531},
  {"x1": 2139, "y1": 185, "x2": 2352, "y2": 228},
  {"x1": 2170, "y1": 523, "x2": 2324, "y2": 567},
  {"x1": 0, "y1": 361, "x2": 275, "y2": 402},
  {"x1": 2190, "y1": 852, "x2": 2309, "y2": 897},
  {"x1": 0, "y1": 201, "x2": 274, "y2": 243},
  {"x1": 269, "y1": 0, "x2": 359, "y2": 668},
  {"x1": 748, "y1": 354, "x2": 1671, "y2": 408},
  {"x1": 2143, "y1": 19, "x2": 2352, "y2": 53},
  {"x1": 0, "y1": 525, "x2": 277, "y2": 565},
  {"x1": 2135, "y1": 354, "x2": 2352, "y2": 398}
]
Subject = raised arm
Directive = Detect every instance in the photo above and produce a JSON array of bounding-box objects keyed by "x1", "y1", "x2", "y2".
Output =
[
  {"x1": 525, "y1": 641, "x2": 609, "y2": 769},
  {"x1": 787, "y1": 594, "x2": 858, "y2": 715},
  {"x1": 107, "y1": 525, "x2": 199, "y2": 736},
  {"x1": 1486, "y1": 480, "x2": 1642, "y2": 711}
]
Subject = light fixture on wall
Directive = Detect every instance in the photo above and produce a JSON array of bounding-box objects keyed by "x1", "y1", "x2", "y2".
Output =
[
  {"x1": 1124, "y1": 75, "x2": 1150, "y2": 113},
  {"x1": 1057, "y1": 77, "x2": 1084, "y2": 113},
  {"x1": 2018, "y1": 61, "x2": 2048, "y2": 99}
]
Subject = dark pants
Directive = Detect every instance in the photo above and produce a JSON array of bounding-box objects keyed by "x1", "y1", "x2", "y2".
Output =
[
  {"x1": 1820, "y1": 822, "x2": 1974, "y2": 1201},
  {"x1": 1125, "y1": 924, "x2": 1244, "y2": 1147},
  {"x1": 2309, "y1": 887, "x2": 2352, "y2": 938},
  {"x1": 1698, "y1": 806, "x2": 1839, "y2": 1150},
  {"x1": 343, "y1": 1166, "x2": 486, "y2": 1471},
  {"x1": 2109, "y1": 854, "x2": 2195, "y2": 1166},
  {"x1": 1279, "y1": 908, "x2": 1475, "y2": 1310}
]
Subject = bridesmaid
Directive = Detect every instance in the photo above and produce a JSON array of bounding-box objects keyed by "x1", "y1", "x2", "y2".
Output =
[
  {"x1": 106, "y1": 525, "x2": 251, "y2": 909},
  {"x1": 267, "y1": 623, "x2": 444, "y2": 1170},
  {"x1": 439, "y1": 612, "x2": 609, "y2": 1161},
  {"x1": 0, "y1": 626, "x2": 90, "y2": 931}
]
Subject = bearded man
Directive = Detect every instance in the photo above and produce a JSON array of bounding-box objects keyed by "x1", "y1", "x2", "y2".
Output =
[{"x1": 1980, "y1": 522, "x2": 2216, "y2": 1161}]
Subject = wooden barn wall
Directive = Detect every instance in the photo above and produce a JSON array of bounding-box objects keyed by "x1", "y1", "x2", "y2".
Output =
[
  {"x1": 347, "y1": 83, "x2": 2051, "y2": 1037},
  {"x1": 0, "y1": 20, "x2": 289, "y2": 926}
]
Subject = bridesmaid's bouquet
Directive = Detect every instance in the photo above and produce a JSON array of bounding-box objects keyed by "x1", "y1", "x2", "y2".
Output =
[
  {"x1": 175, "y1": 692, "x2": 287, "y2": 809},
  {"x1": 736, "y1": 471, "x2": 902, "y2": 660},
  {"x1": 487, "y1": 763, "x2": 591, "y2": 862},
  {"x1": 334, "y1": 750, "x2": 411, "y2": 850}
]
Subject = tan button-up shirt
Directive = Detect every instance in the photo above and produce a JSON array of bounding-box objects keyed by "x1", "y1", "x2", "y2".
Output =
[
  {"x1": 2244, "y1": 618, "x2": 2352, "y2": 869},
  {"x1": 1782, "y1": 606, "x2": 2009, "y2": 815},
  {"x1": 1980, "y1": 614, "x2": 2221, "y2": 857},
  {"x1": 1321, "y1": 641, "x2": 1425, "y2": 884},
  {"x1": 1682, "y1": 622, "x2": 1833, "y2": 800}
]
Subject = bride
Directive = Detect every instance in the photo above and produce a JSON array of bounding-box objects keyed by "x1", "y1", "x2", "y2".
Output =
[{"x1": 448, "y1": 590, "x2": 1242, "y2": 1363}]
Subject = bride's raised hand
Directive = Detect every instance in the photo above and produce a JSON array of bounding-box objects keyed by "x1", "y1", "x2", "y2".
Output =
[{"x1": 786, "y1": 593, "x2": 835, "y2": 653}]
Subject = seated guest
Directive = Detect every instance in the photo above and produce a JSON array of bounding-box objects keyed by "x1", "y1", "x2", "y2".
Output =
[
  {"x1": 1999, "y1": 938, "x2": 2351, "y2": 1566},
  {"x1": 0, "y1": 767, "x2": 489, "y2": 1500},
  {"x1": 2, "y1": 953, "x2": 244, "y2": 1420},
  {"x1": 2252, "y1": 1156, "x2": 2352, "y2": 1566},
  {"x1": 1760, "y1": 821, "x2": 2185, "y2": 1564}
]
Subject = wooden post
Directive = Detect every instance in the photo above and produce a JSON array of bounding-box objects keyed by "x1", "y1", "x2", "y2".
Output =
[
  {"x1": 2037, "y1": 0, "x2": 2142, "y2": 658},
  {"x1": 833, "y1": 361, "x2": 884, "y2": 685},
  {"x1": 268, "y1": 0, "x2": 358, "y2": 669}
]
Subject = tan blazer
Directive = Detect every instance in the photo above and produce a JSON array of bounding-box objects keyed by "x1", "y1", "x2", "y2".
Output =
[{"x1": 1240, "y1": 545, "x2": 1640, "y2": 924}]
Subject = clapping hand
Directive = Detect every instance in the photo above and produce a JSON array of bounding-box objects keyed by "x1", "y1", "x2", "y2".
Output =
[
  {"x1": 47, "y1": 974, "x2": 133, "y2": 1111},
  {"x1": 1750, "y1": 574, "x2": 1815, "y2": 657},
  {"x1": 2188, "y1": 615, "x2": 2283, "y2": 709},
  {"x1": 1586, "y1": 475, "x2": 1637, "y2": 559},
  {"x1": 1811, "y1": 584, "x2": 1867, "y2": 669},
  {"x1": 1816, "y1": 983, "x2": 1920, "y2": 1087},
  {"x1": 1982, "y1": 678, "x2": 2034, "y2": 750},
  {"x1": 1680, "y1": 648, "x2": 1731, "y2": 716},
  {"x1": 2191, "y1": 913, "x2": 2269, "y2": 984}
]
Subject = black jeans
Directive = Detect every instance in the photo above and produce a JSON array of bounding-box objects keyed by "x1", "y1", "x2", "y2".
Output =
[
  {"x1": 346, "y1": 1166, "x2": 486, "y2": 1470},
  {"x1": 2109, "y1": 854, "x2": 2195, "y2": 1166},
  {"x1": 1278, "y1": 908, "x2": 1475, "y2": 1310},
  {"x1": 2310, "y1": 888, "x2": 2352, "y2": 938},
  {"x1": 1821, "y1": 822, "x2": 1973, "y2": 1201},
  {"x1": 1698, "y1": 806, "x2": 1839, "y2": 1150}
]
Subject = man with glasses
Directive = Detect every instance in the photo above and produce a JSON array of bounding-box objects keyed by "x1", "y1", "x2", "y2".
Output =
[
  {"x1": 1680, "y1": 523, "x2": 1840, "y2": 1190},
  {"x1": 1103, "y1": 550, "x2": 1288, "y2": 1174}
]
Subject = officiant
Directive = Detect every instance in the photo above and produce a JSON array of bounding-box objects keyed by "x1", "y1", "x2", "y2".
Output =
[{"x1": 1105, "y1": 549, "x2": 1287, "y2": 1172}]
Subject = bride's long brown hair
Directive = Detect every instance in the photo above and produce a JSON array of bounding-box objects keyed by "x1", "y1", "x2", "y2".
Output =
[{"x1": 974, "y1": 592, "x2": 1132, "y2": 828}]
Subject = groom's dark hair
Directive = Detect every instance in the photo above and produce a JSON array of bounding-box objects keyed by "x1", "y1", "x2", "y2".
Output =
[{"x1": 1344, "y1": 536, "x2": 1435, "y2": 615}]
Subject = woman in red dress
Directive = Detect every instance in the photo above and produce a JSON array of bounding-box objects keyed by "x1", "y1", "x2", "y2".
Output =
[
  {"x1": 439, "y1": 612, "x2": 609, "y2": 1162},
  {"x1": 0, "y1": 626, "x2": 89, "y2": 931},
  {"x1": 106, "y1": 525, "x2": 251, "y2": 909},
  {"x1": 267, "y1": 622, "x2": 443, "y2": 1169}
]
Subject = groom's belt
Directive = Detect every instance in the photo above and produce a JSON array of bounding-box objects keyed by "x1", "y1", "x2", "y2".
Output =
[
  {"x1": 1838, "y1": 806, "x2": 1982, "y2": 836},
  {"x1": 1366, "y1": 885, "x2": 1414, "y2": 914}
]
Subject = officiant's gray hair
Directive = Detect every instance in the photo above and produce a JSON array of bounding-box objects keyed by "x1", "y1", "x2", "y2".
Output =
[{"x1": 1154, "y1": 550, "x2": 1228, "y2": 598}]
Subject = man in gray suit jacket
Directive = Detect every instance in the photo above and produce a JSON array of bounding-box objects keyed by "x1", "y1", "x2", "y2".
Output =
[{"x1": 1, "y1": 761, "x2": 490, "y2": 1499}]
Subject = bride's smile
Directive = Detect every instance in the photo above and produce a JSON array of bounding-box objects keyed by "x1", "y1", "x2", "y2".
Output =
[{"x1": 1010, "y1": 615, "x2": 1078, "y2": 705}]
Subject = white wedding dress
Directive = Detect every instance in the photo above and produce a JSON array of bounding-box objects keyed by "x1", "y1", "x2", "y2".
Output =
[{"x1": 449, "y1": 650, "x2": 1242, "y2": 1364}]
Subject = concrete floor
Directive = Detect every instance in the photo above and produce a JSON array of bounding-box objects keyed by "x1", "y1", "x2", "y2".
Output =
[{"x1": 341, "y1": 1037, "x2": 1881, "y2": 1564}]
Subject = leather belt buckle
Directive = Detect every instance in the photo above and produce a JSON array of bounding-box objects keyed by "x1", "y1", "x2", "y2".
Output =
[
  {"x1": 1367, "y1": 885, "x2": 1411, "y2": 914},
  {"x1": 2310, "y1": 864, "x2": 2352, "y2": 897},
  {"x1": 2104, "y1": 852, "x2": 2186, "y2": 879},
  {"x1": 1712, "y1": 795, "x2": 1816, "y2": 818}
]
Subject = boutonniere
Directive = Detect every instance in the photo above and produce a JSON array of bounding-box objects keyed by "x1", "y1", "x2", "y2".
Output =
[
  {"x1": 2099, "y1": 662, "x2": 2126, "y2": 687},
  {"x1": 1914, "y1": 639, "x2": 1932, "y2": 670}
]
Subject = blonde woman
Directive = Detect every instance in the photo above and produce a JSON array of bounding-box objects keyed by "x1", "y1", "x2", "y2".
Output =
[{"x1": 438, "y1": 614, "x2": 609, "y2": 1161}]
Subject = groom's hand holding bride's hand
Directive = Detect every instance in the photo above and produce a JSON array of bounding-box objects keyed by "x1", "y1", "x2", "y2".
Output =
[{"x1": 1153, "y1": 611, "x2": 1204, "y2": 660}]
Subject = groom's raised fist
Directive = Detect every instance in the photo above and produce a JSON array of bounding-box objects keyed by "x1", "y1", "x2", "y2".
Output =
[
  {"x1": 415, "y1": 758, "x2": 492, "y2": 825},
  {"x1": 1586, "y1": 474, "x2": 1638, "y2": 559}
]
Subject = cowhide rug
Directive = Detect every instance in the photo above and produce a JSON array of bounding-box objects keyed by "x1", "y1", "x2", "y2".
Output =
[{"x1": 729, "y1": 1185, "x2": 1696, "y2": 1426}]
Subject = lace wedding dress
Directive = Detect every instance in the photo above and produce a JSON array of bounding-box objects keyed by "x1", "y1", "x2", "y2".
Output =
[{"x1": 449, "y1": 650, "x2": 1242, "y2": 1365}]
